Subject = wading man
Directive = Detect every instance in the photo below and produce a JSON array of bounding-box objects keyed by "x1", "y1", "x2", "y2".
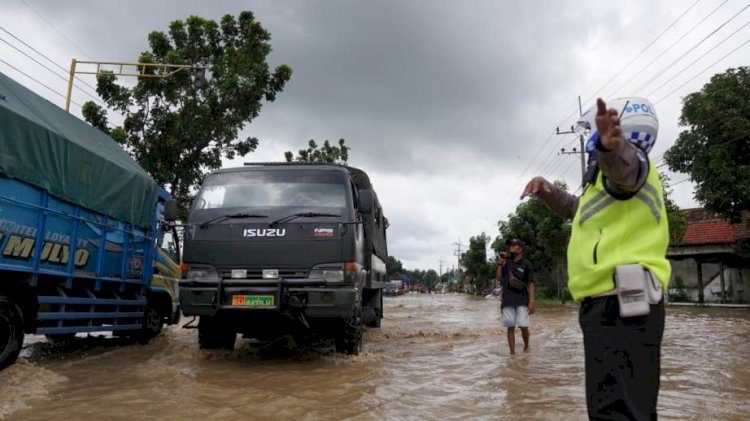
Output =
[
  {"x1": 498, "y1": 239, "x2": 535, "y2": 355},
  {"x1": 521, "y1": 97, "x2": 670, "y2": 420}
]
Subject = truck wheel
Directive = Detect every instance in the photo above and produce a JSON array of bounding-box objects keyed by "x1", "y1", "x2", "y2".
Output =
[
  {"x1": 0, "y1": 296, "x2": 24, "y2": 370},
  {"x1": 363, "y1": 306, "x2": 381, "y2": 328},
  {"x1": 171, "y1": 306, "x2": 181, "y2": 325},
  {"x1": 198, "y1": 316, "x2": 235, "y2": 350},
  {"x1": 335, "y1": 306, "x2": 363, "y2": 355},
  {"x1": 136, "y1": 306, "x2": 163, "y2": 345},
  {"x1": 370, "y1": 312, "x2": 382, "y2": 328}
]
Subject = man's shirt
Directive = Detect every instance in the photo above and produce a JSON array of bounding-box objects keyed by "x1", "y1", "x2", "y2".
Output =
[{"x1": 501, "y1": 257, "x2": 534, "y2": 308}]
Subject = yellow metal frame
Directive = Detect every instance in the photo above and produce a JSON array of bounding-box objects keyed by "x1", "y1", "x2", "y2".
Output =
[{"x1": 65, "y1": 58, "x2": 199, "y2": 112}]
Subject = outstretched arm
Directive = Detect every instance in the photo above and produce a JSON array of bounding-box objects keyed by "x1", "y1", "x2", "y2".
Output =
[{"x1": 521, "y1": 177, "x2": 579, "y2": 220}]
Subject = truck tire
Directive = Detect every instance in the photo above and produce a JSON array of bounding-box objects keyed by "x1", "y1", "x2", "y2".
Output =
[
  {"x1": 363, "y1": 306, "x2": 381, "y2": 328},
  {"x1": 335, "y1": 306, "x2": 363, "y2": 355},
  {"x1": 0, "y1": 296, "x2": 24, "y2": 370},
  {"x1": 198, "y1": 316, "x2": 235, "y2": 350},
  {"x1": 136, "y1": 305, "x2": 163, "y2": 345},
  {"x1": 171, "y1": 305, "x2": 181, "y2": 325},
  {"x1": 370, "y1": 312, "x2": 382, "y2": 328}
]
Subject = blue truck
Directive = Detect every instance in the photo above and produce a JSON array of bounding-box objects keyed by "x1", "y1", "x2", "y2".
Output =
[{"x1": 0, "y1": 71, "x2": 181, "y2": 370}]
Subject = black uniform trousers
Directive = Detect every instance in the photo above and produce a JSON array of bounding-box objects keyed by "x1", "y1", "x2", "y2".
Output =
[{"x1": 579, "y1": 295, "x2": 665, "y2": 421}]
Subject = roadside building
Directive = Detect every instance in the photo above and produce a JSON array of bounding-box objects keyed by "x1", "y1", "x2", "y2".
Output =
[{"x1": 667, "y1": 209, "x2": 750, "y2": 304}]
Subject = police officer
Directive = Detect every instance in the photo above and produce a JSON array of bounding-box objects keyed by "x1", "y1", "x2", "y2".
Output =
[{"x1": 521, "y1": 97, "x2": 670, "y2": 420}]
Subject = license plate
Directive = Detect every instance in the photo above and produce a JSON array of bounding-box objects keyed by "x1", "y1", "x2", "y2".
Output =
[{"x1": 232, "y1": 295, "x2": 275, "y2": 306}]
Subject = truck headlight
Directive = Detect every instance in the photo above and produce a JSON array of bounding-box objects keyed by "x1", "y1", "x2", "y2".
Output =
[
  {"x1": 309, "y1": 268, "x2": 344, "y2": 283},
  {"x1": 309, "y1": 262, "x2": 360, "y2": 284},
  {"x1": 186, "y1": 265, "x2": 220, "y2": 282}
]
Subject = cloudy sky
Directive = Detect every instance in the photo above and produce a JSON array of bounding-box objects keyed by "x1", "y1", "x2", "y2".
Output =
[{"x1": 1, "y1": 0, "x2": 748, "y2": 270}]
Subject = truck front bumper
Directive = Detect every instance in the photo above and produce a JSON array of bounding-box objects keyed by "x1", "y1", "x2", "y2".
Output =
[{"x1": 179, "y1": 278, "x2": 357, "y2": 319}]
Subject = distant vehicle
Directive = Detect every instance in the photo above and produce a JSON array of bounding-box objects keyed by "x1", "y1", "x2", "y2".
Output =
[
  {"x1": 387, "y1": 280, "x2": 405, "y2": 296},
  {"x1": 177, "y1": 163, "x2": 389, "y2": 355},
  {"x1": 384, "y1": 283, "x2": 399, "y2": 296},
  {"x1": 485, "y1": 287, "x2": 502, "y2": 300},
  {"x1": 0, "y1": 71, "x2": 181, "y2": 371}
]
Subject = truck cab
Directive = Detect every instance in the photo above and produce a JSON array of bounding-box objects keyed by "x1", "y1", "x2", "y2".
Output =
[{"x1": 178, "y1": 163, "x2": 388, "y2": 354}]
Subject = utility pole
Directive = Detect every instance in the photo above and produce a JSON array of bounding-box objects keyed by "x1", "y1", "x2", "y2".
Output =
[
  {"x1": 438, "y1": 259, "x2": 445, "y2": 279},
  {"x1": 452, "y1": 237, "x2": 464, "y2": 274},
  {"x1": 556, "y1": 95, "x2": 586, "y2": 188}
]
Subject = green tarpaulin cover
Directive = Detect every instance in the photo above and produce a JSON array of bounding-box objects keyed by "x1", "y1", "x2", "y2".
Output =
[{"x1": 0, "y1": 71, "x2": 158, "y2": 228}]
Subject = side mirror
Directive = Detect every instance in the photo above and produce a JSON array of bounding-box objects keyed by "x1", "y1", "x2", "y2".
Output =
[
  {"x1": 164, "y1": 199, "x2": 178, "y2": 221},
  {"x1": 357, "y1": 190, "x2": 375, "y2": 214}
]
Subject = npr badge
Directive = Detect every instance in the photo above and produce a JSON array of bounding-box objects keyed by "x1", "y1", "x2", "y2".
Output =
[{"x1": 314, "y1": 228, "x2": 334, "y2": 238}]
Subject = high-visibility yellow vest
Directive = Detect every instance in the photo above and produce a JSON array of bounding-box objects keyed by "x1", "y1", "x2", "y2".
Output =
[{"x1": 567, "y1": 157, "x2": 671, "y2": 301}]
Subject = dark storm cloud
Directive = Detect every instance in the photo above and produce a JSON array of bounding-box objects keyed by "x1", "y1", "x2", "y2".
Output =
[
  {"x1": 5, "y1": 0, "x2": 707, "y2": 269},
  {"x1": 23, "y1": 1, "x2": 625, "y2": 174}
]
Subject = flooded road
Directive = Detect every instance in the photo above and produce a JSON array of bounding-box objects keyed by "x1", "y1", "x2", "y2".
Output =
[{"x1": 1, "y1": 294, "x2": 749, "y2": 420}]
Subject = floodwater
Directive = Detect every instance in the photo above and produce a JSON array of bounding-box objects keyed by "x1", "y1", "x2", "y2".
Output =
[{"x1": 1, "y1": 294, "x2": 749, "y2": 420}]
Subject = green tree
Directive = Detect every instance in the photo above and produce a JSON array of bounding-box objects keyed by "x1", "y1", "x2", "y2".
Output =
[
  {"x1": 83, "y1": 12, "x2": 292, "y2": 217},
  {"x1": 285, "y1": 139, "x2": 350, "y2": 164},
  {"x1": 424, "y1": 269, "x2": 439, "y2": 289},
  {"x1": 660, "y1": 173, "x2": 688, "y2": 245},
  {"x1": 460, "y1": 233, "x2": 494, "y2": 294},
  {"x1": 386, "y1": 255, "x2": 403, "y2": 276},
  {"x1": 664, "y1": 67, "x2": 750, "y2": 222},
  {"x1": 494, "y1": 181, "x2": 571, "y2": 292}
]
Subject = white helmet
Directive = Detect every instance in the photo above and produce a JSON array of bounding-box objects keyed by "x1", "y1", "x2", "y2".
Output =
[{"x1": 575, "y1": 97, "x2": 659, "y2": 154}]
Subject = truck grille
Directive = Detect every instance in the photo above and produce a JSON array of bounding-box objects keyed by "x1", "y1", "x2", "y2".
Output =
[{"x1": 217, "y1": 269, "x2": 309, "y2": 279}]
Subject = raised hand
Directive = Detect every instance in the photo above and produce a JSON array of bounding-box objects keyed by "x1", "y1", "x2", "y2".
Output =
[
  {"x1": 520, "y1": 176, "x2": 552, "y2": 200},
  {"x1": 595, "y1": 98, "x2": 623, "y2": 151}
]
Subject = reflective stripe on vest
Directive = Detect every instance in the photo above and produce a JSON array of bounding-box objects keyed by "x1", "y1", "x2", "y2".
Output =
[
  {"x1": 566, "y1": 156, "x2": 671, "y2": 301},
  {"x1": 578, "y1": 178, "x2": 663, "y2": 226}
]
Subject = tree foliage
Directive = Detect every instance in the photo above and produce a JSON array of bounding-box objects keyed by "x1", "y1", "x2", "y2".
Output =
[
  {"x1": 493, "y1": 181, "x2": 571, "y2": 288},
  {"x1": 460, "y1": 233, "x2": 496, "y2": 294},
  {"x1": 83, "y1": 11, "x2": 292, "y2": 218},
  {"x1": 403, "y1": 268, "x2": 440, "y2": 290},
  {"x1": 284, "y1": 139, "x2": 350, "y2": 164},
  {"x1": 386, "y1": 255, "x2": 403, "y2": 276},
  {"x1": 664, "y1": 67, "x2": 750, "y2": 222},
  {"x1": 660, "y1": 173, "x2": 688, "y2": 245}
]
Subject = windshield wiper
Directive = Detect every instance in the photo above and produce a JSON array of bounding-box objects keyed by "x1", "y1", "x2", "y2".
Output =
[
  {"x1": 270, "y1": 212, "x2": 341, "y2": 226},
  {"x1": 199, "y1": 212, "x2": 268, "y2": 228}
]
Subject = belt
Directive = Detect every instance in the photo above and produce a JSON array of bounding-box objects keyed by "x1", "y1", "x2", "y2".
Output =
[{"x1": 581, "y1": 289, "x2": 617, "y2": 304}]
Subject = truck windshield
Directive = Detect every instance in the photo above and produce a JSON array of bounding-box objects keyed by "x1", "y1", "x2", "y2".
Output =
[{"x1": 194, "y1": 170, "x2": 348, "y2": 210}]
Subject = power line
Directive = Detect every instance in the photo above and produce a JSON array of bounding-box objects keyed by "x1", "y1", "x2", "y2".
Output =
[
  {"x1": 532, "y1": 3, "x2": 745, "y2": 195},
  {"x1": 0, "y1": 34, "x2": 104, "y2": 105},
  {"x1": 528, "y1": 0, "x2": 708, "y2": 186},
  {"x1": 633, "y1": 3, "x2": 750, "y2": 95},
  {"x1": 0, "y1": 26, "x2": 99, "y2": 94},
  {"x1": 0, "y1": 57, "x2": 83, "y2": 108},
  {"x1": 671, "y1": 177, "x2": 692, "y2": 187},
  {"x1": 606, "y1": 0, "x2": 730, "y2": 98},
  {"x1": 17, "y1": 0, "x2": 92, "y2": 59},
  {"x1": 510, "y1": 0, "x2": 709, "y2": 208},
  {"x1": 478, "y1": 1, "x2": 739, "y2": 236},
  {"x1": 645, "y1": 19, "x2": 750, "y2": 98},
  {"x1": 582, "y1": 0, "x2": 704, "y2": 107},
  {"x1": 655, "y1": 39, "x2": 750, "y2": 104}
]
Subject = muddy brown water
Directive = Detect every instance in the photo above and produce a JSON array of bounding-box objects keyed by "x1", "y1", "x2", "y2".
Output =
[{"x1": 1, "y1": 294, "x2": 749, "y2": 420}]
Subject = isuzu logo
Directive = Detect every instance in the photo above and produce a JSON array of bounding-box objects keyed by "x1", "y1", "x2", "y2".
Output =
[{"x1": 243, "y1": 228, "x2": 286, "y2": 237}]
